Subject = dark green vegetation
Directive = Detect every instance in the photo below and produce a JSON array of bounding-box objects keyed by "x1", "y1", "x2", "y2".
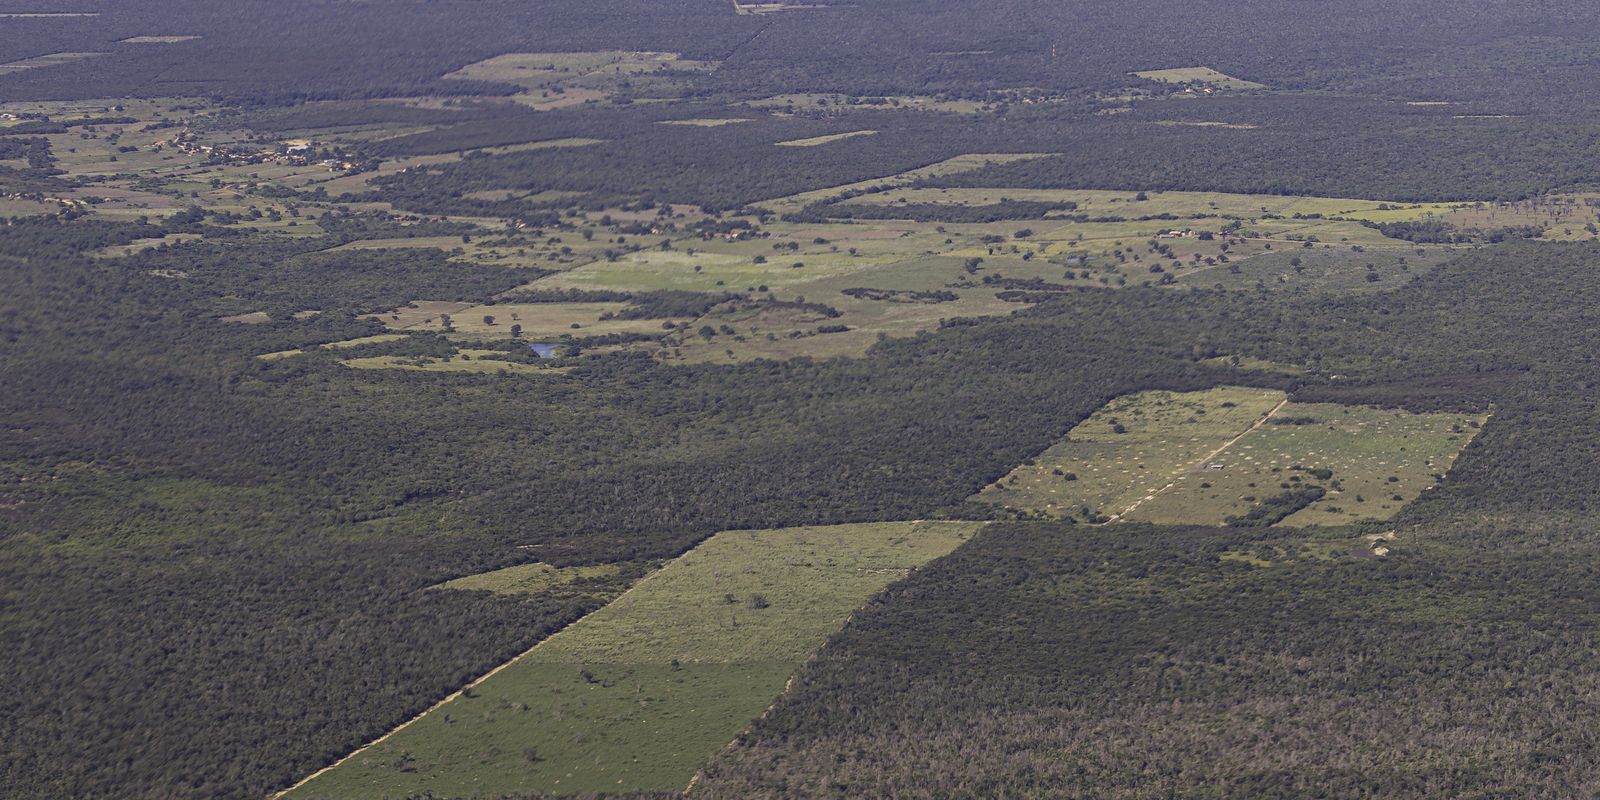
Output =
[
  {"x1": 10, "y1": 1, "x2": 1600, "y2": 798},
  {"x1": 696, "y1": 520, "x2": 1600, "y2": 798}
]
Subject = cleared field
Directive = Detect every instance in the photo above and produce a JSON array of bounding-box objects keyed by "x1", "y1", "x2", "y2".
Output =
[
  {"x1": 257, "y1": 334, "x2": 409, "y2": 360},
  {"x1": 444, "y1": 51, "x2": 715, "y2": 107},
  {"x1": 775, "y1": 130, "x2": 878, "y2": 147},
  {"x1": 1128, "y1": 403, "x2": 1487, "y2": 527},
  {"x1": 432, "y1": 563, "x2": 622, "y2": 596},
  {"x1": 406, "y1": 301, "x2": 681, "y2": 338},
  {"x1": 284, "y1": 521, "x2": 981, "y2": 799},
  {"x1": 533, "y1": 248, "x2": 890, "y2": 293},
  {"x1": 0, "y1": 51, "x2": 101, "y2": 74},
  {"x1": 1133, "y1": 66, "x2": 1265, "y2": 90},
  {"x1": 365, "y1": 300, "x2": 477, "y2": 329},
  {"x1": 119, "y1": 35, "x2": 200, "y2": 43},
  {"x1": 850, "y1": 186, "x2": 1413, "y2": 220},
  {"x1": 1182, "y1": 248, "x2": 1454, "y2": 293},
  {"x1": 0, "y1": 197, "x2": 61, "y2": 217},
  {"x1": 756, "y1": 153, "x2": 1054, "y2": 214},
  {"x1": 975, "y1": 387, "x2": 1287, "y2": 521}
]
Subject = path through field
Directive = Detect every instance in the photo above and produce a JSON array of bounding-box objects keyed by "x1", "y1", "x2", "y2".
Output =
[{"x1": 1105, "y1": 396, "x2": 1289, "y2": 523}]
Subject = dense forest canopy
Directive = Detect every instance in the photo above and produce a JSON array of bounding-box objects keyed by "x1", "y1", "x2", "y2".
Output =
[{"x1": 7, "y1": 1, "x2": 1600, "y2": 798}]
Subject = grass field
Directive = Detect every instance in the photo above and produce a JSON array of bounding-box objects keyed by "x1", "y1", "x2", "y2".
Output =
[
  {"x1": 406, "y1": 301, "x2": 684, "y2": 339},
  {"x1": 775, "y1": 130, "x2": 878, "y2": 147},
  {"x1": 1128, "y1": 403, "x2": 1486, "y2": 527},
  {"x1": 285, "y1": 521, "x2": 981, "y2": 798},
  {"x1": 1133, "y1": 66, "x2": 1266, "y2": 90},
  {"x1": 432, "y1": 563, "x2": 623, "y2": 596},
  {"x1": 120, "y1": 35, "x2": 201, "y2": 43},
  {"x1": 1181, "y1": 248, "x2": 1453, "y2": 293},
  {"x1": 258, "y1": 334, "x2": 410, "y2": 360},
  {"x1": 974, "y1": 387, "x2": 1286, "y2": 522},
  {"x1": 978, "y1": 388, "x2": 1486, "y2": 527},
  {"x1": 756, "y1": 153, "x2": 1054, "y2": 214},
  {"x1": 0, "y1": 51, "x2": 101, "y2": 75},
  {"x1": 443, "y1": 51, "x2": 715, "y2": 107}
]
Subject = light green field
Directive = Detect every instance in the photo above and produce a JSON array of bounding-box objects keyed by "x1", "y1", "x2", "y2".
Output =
[
  {"x1": 120, "y1": 35, "x2": 200, "y2": 43},
  {"x1": 1128, "y1": 403, "x2": 1487, "y2": 527},
  {"x1": 444, "y1": 51, "x2": 715, "y2": 107},
  {"x1": 408, "y1": 302, "x2": 683, "y2": 339},
  {"x1": 0, "y1": 197, "x2": 61, "y2": 217},
  {"x1": 1133, "y1": 67, "x2": 1265, "y2": 90},
  {"x1": 756, "y1": 153, "x2": 1054, "y2": 214},
  {"x1": 285, "y1": 521, "x2": 981, "y2": 799},
  {"x1": 257, "y1": 334, "x2": 409, "y2": 360},
  {"x1": 533, "y1": 248, "x2": 892, "y2": 293},
  {"x1": 1181, "y1": 248, "x2": 1454, "y2": 293},
  {"x1": 432, "y1": 563, "x2": 622, "y2": 596},
  {"x1": 850, "y1": 186, "x2": 1417, "y2": 220},
  {"x1": 775, "y1": 130, "x2": 878, "y2": 147},
  {"x1": 0, "y1": 51, "x2": 101, "y2": 75},
  {"x1": 975, "y1": 387, "x2": 1287, "y2": 521}
]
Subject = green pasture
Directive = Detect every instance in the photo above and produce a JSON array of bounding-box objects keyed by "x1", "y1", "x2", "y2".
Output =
[
  {"x1": 974, "y1": 387, "x2": 1286, "y2": 521},
  {"x1": 286, "y1": 521, "x2": 980, "y2": 798}
]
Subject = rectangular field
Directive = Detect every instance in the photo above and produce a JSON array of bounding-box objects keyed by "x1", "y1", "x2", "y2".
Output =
[
  {"x1": 980, "y1": 388, "x2": 1486, "y2": 527},
  {"x1": 776, "y1": 130, "x2": 878, "y2": 147},
  {"x1": 284, "y1": 521, "x2": 981, "y2": 798},
  {"x1": 974, "y1": 387, "x2": 1287, "y2": 522},
  {"x1": 1127, "y1": 403, "x2": 1486, "y2": 527},
  {"x1": 1133, "y1": 66, "x2": 1265, "y2": 90}
]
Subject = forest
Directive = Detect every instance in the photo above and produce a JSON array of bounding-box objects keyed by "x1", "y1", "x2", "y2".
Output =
[{"x1": 9, "y1": 1, "x2": 1600, "y2": 798}]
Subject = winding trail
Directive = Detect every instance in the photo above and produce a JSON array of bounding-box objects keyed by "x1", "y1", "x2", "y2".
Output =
[{"x1": 1105, "y1": 396, "x2": 1288, "y2": 523}]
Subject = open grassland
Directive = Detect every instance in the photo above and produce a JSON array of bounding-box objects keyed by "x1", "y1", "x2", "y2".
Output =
[
  {"x1": 1128, "y1": 403, "x2": 1487, "y2": 527},
  {"x1": 535, "y1": 247, "x2": 889, "y2": 293},
  {"x1": 285, "y1": 521, "x2": 981, "y2": 799},
  {"x1": 444, "y1": 51, "x2": 715, "y2": 107},
  {"x1": 975, "y1": 388, "x2": 1287, "y2": 522},
  {"x1": 119, "y1": 35, "x2": 201, "y2": 44},
  {"x1": 0, "y1": 51, "x2": 101, "y2": 75},
  {"x1": 405, "y1": 301, "x2": 684, "y2": 339},
  {"x1": 756, "y1": 153, "x2": 1054, "y2": 214},
  {"x1": 1133, "y1": 66, "x2": 1265, "y2": 90},
  {"x1": 1182, "y1": 248, "x2": 1454, "y2": 293},
  {"x1": 432, "y1": 563, "x2": 623, "y2": 596},
  {"x1": 775, "y1": 130, "x2": 878, "y2": 147},
  {"x1": 980, "y1": 388, "x2": 1486, "y2": 527},
  {"x1": 258, "y1": 334, "x2": 409, "y2": 360}
]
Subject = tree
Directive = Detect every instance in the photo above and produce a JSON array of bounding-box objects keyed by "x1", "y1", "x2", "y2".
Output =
[
  {"x1": 483, "y1": 315, "x2": 496, "y2": 326},
  {"x1": 510, "y1": 324, "x2": 522, "y2": 338}
]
